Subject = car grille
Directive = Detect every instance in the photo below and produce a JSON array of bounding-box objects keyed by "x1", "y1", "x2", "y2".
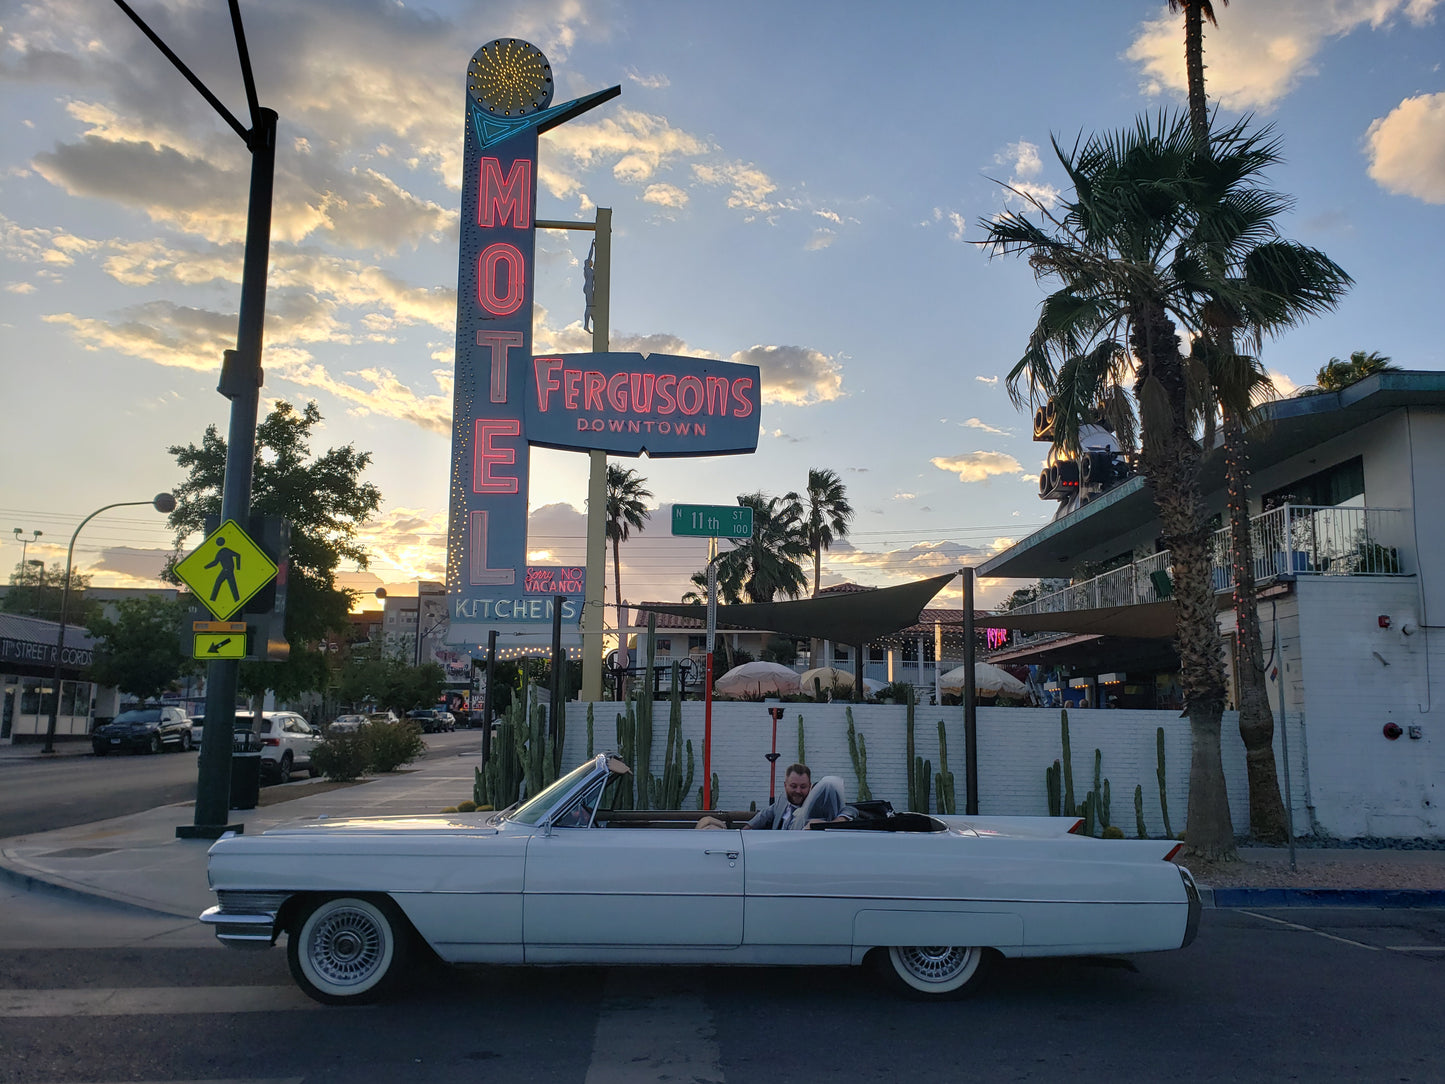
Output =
[{"x1": 216, "y1": 890, "x2": 291, "y2": 914}]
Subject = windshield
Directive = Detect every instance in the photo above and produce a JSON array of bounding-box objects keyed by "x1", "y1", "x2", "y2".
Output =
[
  {"x1": 114, "y1": 709, "x2": 161, "y2": 724},
  {"x1": 507, "y1": 760, "x2": 600, "y2": 825}
]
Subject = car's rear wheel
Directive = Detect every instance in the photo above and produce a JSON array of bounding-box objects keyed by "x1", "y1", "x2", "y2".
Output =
[
  {"x1": 149, "y1": 734, "x2": 162, "y2": 754},
  {"x1": 287, "y1": 896, "x2": 410, "y2": 1005},
  {"x1": 179, "y1": 731, "x2": 192, "y2": 752},
  {"x1": 277, "y1": 752, "x2": 293, "y2": 784},
  {"x1": 879, "y1": 945, "x2": 990, "y2": 999}
]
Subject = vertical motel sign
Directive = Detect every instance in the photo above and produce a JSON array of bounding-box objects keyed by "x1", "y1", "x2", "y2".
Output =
[{"x1": 447, "y1": 41, "x2": 618, "y2": 643}]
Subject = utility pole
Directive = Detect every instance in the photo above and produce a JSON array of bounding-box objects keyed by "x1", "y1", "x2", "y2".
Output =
[{"x1": 109, "y1": 0, "x2": 277, "y2": 839}]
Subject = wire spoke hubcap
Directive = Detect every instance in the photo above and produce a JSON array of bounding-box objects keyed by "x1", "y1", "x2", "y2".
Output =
[
  {"x1": 897, "y1": 946, "x2": 975, "y2": 983},
  {"x1": 310, "y1": 910, "x2": 384, "y2": 984}
]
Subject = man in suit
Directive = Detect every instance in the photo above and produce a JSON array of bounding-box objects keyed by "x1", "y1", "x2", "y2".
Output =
[{"x1": 743, "y1": 763, "x2": 853, "y2": 830}]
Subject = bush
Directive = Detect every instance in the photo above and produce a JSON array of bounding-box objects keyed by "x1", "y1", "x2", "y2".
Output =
[
  {"x1": 457, "y1": 800, "x2": 478, "y2": 812},
  {"x1": 1101, "y1": 825, "x2": 1125, "y2": 839},
  {"x1": 309, "y1": 732, "x2": 369, "y2": 783},
  {"x1": 363, "y1": 718, "x2": 426, "y2": 773}
]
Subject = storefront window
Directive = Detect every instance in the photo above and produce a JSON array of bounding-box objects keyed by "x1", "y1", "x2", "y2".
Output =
[
  {"x1": 61, "y1": 680, "x2": 91, "y2": 718},
  {"x1": 21, "y1": 676, "x2": 54, "y2": 715}
]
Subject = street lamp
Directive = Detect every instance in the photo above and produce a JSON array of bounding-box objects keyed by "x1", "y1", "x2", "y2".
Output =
[
  {"x1": 42, "y1": 493, "x2": 176, "y2": 754},
  {"x1": 12, "y1": 528, "x2": 41, "y2": 569}
]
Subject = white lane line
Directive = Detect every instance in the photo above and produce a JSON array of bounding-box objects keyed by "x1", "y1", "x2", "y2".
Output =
[
  {"x1": 68, "y1": 1080, "x2": 303, "y2": 1084},
  {"x1": 584, "y1": 971, "x2": 724, "y2": 1084},
  {"x1": 0, "y1": 985, "x2": 328, "y2": 1017},
  {"x1": 1385, "y1": 945, "x2": 1445, "y2": 953},
  {"x1": 1238, "y1": 910, "x2": 1380, "y2": 951}
]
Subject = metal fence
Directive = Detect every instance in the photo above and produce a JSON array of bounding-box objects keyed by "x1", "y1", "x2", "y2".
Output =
[{"x1": 995, "y1": 504, "x2": 1410, "y2": 648}]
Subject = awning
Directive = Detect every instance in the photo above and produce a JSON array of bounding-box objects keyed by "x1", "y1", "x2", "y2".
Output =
[
  {"x1": 974, "y1": 600, "x2": 1180, "y2": 640},
  {"x1": 633, "y1": 572, "x2": 959, "y2": 645}
]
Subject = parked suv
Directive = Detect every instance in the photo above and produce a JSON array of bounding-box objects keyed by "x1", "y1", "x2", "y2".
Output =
[
  {"x1": 406, "y1": 709, "x2": 455, "y2": 733},
  {"x1": 93, "y1": 706, "x2": 193, "y2": 755},
  {"x1": 235, "y1": 711, "x2": 322, "y2": 784}
]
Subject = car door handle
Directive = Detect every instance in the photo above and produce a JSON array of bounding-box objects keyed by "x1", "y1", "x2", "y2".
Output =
[{"x1": 704, "y1": 849, "x2": 740, "y2": 860}]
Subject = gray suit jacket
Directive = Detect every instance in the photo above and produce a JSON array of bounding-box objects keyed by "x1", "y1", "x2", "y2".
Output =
[{"x1": 746, "y1": 776, "x2": 852, "y2": 829}]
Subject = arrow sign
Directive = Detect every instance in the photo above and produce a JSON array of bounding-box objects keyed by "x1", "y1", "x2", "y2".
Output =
[
  {"x1": 206, "y1": 637, "x2": 234, "y2": 654},
  {"x1": 193, "y1": 632, "x2": 246, "y2": 660}
]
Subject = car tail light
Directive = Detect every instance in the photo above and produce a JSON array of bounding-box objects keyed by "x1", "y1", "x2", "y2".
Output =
[
  {"x1": 1163, "y1": 843, "x2": 1183, "y2": 861},
  {"x1": 261, "y1": 737, "x2": 279, "y2": 746}
]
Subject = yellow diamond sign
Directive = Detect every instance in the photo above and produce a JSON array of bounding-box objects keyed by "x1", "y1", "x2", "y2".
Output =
[{"x1": 174, "y1": 519, "x2": 278, "y2": 621}]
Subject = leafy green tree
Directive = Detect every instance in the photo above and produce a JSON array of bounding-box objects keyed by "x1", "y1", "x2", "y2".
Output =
[
  {"x1": 86, "y1": 595, "x2": 195, "y2": 703},
  {"x1": 605, "y1": 464, "x2": 652, "y2": 621},
  {"x1": 1311, "y1": 350, "x2": 1399, "y2": 392},
  {"x1": 713, "y1": 492, "x2": 809, "y2": 604},
  {"x1": 167, "y1": 400, "x2": 382, "y2": 702},
  {"x1": 978, "y1": 113, "x2": 1347, "y2": 858},
  {"x1": 3, "y1": 561, "x2": 97, "y2": 625},
  {"x1": 338, "y1": 656, "x2": 445, "y2": 715},
  {"x1": 789, "y1": 468, "x2": 854, "y2": 597}
]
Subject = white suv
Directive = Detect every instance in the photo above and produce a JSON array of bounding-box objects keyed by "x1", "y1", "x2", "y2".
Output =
[{"x1": 237, "y1": 711, "x2": 322, "y2": 784}]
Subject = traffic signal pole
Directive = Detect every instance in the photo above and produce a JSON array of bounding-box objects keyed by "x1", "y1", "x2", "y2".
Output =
[{"x1": 108, "y1": 0, "x2": 277, "y2": 838}]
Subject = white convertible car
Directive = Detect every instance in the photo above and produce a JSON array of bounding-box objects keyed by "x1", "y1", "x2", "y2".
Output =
[{"x1": 201, "y1": 754, "x2": 1201, "y2": 1004}]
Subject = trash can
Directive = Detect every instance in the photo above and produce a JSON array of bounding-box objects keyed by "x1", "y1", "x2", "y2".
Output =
[{"x1": 230, "y1": 727, "x2": 262, "y2": 810}]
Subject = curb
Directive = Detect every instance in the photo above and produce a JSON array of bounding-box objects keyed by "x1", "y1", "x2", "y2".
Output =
[
  {"x1": 0, "y1": 857, "x2": 189, "y2": 920},
  {"x1": 1208, "y1": 886, "x2": 1445, "y2": 908}
]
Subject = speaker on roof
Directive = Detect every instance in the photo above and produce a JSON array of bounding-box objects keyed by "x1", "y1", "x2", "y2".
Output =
[{"x1": 1033, "y1": 401, "x2": 1057, "y2": 442}]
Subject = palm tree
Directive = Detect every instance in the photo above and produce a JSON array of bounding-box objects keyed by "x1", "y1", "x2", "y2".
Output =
[
  {"x1": 1314, "y1": 350, "x2": 1399, "y2": 392},
  {"x1": 713, "y1": 492, "x2": 809, "y2": 604},
  {"x1": 605, "y1": 464, "x2": 652, "y2": 626},
  {"x1": 977, "y1": 113, "x2": 1350, "y2": 858},
  {"x1": 790, "y1": 468, "x2": 855, "y2": 597}
]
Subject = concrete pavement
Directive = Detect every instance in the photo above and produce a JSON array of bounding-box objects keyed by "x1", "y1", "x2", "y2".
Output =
[{"x1": 1, "y1": 741, "x2": 1442, "y2": 918}]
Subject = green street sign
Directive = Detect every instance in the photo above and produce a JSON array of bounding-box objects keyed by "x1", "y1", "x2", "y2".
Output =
[{"x1": 672, "y1": 504, "x2": 753, "y2": 539}]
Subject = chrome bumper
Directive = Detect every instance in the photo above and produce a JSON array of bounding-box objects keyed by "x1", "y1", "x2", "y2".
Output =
[{"x1": 199, "y1": 891, "x2": 290, "y2": 948}]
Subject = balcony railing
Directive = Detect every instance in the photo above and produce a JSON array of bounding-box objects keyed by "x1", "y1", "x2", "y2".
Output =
[{"x1": 995, "y1": 504, "x2": 1411, "y2": 648}]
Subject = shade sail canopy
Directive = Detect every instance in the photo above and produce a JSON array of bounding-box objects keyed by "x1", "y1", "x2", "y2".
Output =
[
  {"x1": 974, "y1": 600, "x2": 1179, "y2": 640},
  {"x1": 634, "y1": 572, "x2": 958, "y2": 644}
]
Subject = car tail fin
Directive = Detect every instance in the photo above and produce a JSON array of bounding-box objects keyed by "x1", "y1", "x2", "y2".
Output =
[
  {"x1": 1163, "y1": 843, "x2": 1183, "y2": 861},
  {"x1": 1066, "y1": 819, "x2": 1084, "y2": 834}
]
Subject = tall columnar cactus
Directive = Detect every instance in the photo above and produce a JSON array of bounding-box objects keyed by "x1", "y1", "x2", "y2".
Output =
[
  {"x1": 845, "y1": 708, "x2": 871, "y2": 801},
  {"x1": 1134, "y1": 784, "x2": 1147, "y2": 839},
  {"x1": 935, "y1": 720, "x2": 956, "y2": 815},
  {"x1": 648, "y1": 671, "x2": 693, "y2": 809},
  {"x1": 1046, "y1": 760, "x2": 1062, "y2": 817},
  {"x1": 1080, "y1": 748, "x2": 1111, "y2": 835},
  {"x1": 613, "y1": 704, "x2": 636, "y2": 809},
  {"x1": 1156, "y1": 726, "x2": 1174, "y2": 838},
  {"x1": 586, "y1": 702, "x2": 595, "y2": 760},
  {"x1": 697, "y1": 772, "x2": 719, "y2": 810},
  {"x1": 797, "y1": 714, "x2": 806, "y2": 765},
  {"x1": 480, "y1": 689, "x2": 523, "y2": 809},
  {"x1": 1061, "y1": 710, "x2": 1076, "y2": 816},
  {"x1": 905, "y1": 687, "x2": 917, "y2": 812},
  {"x1": 631, "y1": 641, "x2": 658, "y2": 811},
  {"x1": 912, "y1": 755, "x2": 932, "y2": 814},
  {"x1": 1081, "y1": 792, "x2": 1096, "y2": 837}
]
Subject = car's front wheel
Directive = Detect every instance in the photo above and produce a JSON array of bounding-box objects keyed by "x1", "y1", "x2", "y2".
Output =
[
  {"x1": 179, "y1": 731, "x2": 192, "y2": 752},
  {"x1": 277, "y1": 752, "x2": 293, "y2": 784},
  {"x1": 878, "y1": 945, "x2": 991, "y2": 999},
  {"x1": 149, "y1": 734, "x2": 162, "y2": 754},
  {"x1": 287, "y1": 896, "x2": 410, "y2": 1005}
]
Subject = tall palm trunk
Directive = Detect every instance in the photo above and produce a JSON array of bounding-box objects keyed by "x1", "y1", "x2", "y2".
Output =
[
  {"x1": 611, "y1": 537, "x2": 623, "y2": 624},
  {"x1": 1225, "y1": 412, "x2": 1289, "y2": 841},
  {"x1": 1181, "y1": 0, "x2": 1288, "y2": 843}
]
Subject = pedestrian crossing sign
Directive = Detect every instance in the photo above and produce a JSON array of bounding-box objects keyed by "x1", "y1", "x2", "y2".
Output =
[{"x1": 174, "y1": 519, "x2": 278, "y2": 621}]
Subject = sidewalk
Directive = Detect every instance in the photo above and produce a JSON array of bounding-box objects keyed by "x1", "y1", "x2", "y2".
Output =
[{"x1": 1, "y1": 748, "x2": 1442, "y2": 919}]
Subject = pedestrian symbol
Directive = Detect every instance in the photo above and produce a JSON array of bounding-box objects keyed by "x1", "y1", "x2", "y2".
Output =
[{"x1": 174, "y1": 519, "x2": 278, "y2": 621}]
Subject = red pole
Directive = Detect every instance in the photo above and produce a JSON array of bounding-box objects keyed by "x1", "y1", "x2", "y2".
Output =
[{"x1": 703, "y1": 651, "x2": 714, "y2": 809}]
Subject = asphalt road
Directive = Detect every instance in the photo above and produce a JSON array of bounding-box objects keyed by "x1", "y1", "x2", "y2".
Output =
[{"x1": 1, "y1": 896, "x2": 1442, "y2": 1084}]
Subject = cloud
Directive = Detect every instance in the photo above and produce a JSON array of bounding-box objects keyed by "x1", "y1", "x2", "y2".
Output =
[
  {"x1": 805, "y1": 228, "x2": 836, "y2": 250},
  {"x1": 5, "y1": 282, "x2": 37, "y2": 294},
  {"x1": 1268, "y1": 369, "x2": 1302, "y2": 397},
  {"x1": 642, "y1": 182, "x2": 689, "y2": 208},
  {"x1": 962, "y1": 417, "x2": 1009, "y2": 435},
  {"x1": 892, "y1": 492, "x2": 916, "y2": 501},
  {"x1": 925, "y1": 207, "x2": 968, "y2": 242},
  {"x1": 730, "y1": 344, "x2": 844, "y2": 405},
  {"x1": 544, "y1": 108, "x2": 713, "y2": 186},
  {"x1": 692, "y1": 159, "x2": 791, "y2": 218},
  {"x1": 996, "y1": 141, "x2": 1043, "y2": 178},
  {"x1": 931, "y1": 451, "x2": 1025, "y2": 483},
  {"x1": 1127, "y1": 0, "x2": 1440, "y2": 112},
  {"x1": 1366, "y1": 92, "x2": 1445, "y2": 203},
  {"x1": 827, "y1": 539, "x2": 988, "y2": 579},
  {"x1": 625, "y1": 68, "x2": 671, "y2": 89},
  {"x1": 975, "y1": 375, "x2": 999, "y2": 386}
]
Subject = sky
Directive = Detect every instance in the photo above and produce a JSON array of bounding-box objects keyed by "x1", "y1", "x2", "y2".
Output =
[{"x1": 2, "y1": 0, "x2": 1443, "y2": 624}]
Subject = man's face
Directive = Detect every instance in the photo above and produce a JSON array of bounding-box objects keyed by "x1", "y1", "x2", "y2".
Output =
[{"x1": 784, "y1": 771, "x2": 812, "y2": 807}]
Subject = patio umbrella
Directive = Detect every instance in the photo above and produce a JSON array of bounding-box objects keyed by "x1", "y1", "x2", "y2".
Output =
[
  {"x1": 713, "y1": 661, "x2": 801, "y2": 698},
  {"x1": 938, "y1": 662, "x2": 1029, "y2": 698},
  {"x1": 798, "y1": 666, "x2": 855, "y2": 694}
]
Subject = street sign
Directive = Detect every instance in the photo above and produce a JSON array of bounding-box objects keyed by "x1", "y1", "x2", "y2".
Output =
[
  {"x1": 194, "y1": 632, "x2": 245, "y2": 659},
  {"x1": 671, "y1": 504, "x2": 753, "y2": 539},
  {"x1": 173, "y1": 519, "x2": 279, "y2": 621}
]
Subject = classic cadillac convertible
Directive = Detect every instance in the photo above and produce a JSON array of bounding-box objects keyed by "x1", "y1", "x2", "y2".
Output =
[{"x1": 201, "y1": 754, "x2": 1201, "y2": 1003}]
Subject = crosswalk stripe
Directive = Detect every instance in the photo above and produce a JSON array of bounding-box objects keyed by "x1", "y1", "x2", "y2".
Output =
[
  {"x1": 66, "y1": 1080, "x2": 303, "y2": 1084},
  {"x1": 584, "y1": 971, "x2": 724, "y2": 1084},
  {"x1": 0, "y1": 985, "x2": 329, "y2": 1017}
]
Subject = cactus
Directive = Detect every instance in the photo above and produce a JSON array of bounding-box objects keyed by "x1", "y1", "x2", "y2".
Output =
[
  {"x1": 845, "y1": 708, "x2": 871, "y2": 800},
  {"x1": 1156, "y1": 726, "x2": 1173, "y2": 838},
  {"x1": 1100, "y1": 777, "x2": 1111, "y2": 830},
  {"x1": 1061, "y1": 710, "x2": 1076, "y2": 816},
  {"x1": 912, "y1": 756, "x2": 932, "y2": 814},
  {"x1": 935, "y1": 720, "x2": 956, "y2": 815},
  {"x1": 797, "y1": 713, "x2": 806, "y2": 765},
  {"x1": 613, "y1": 704, "x2": 636, "y2": 809},
  {"x1": 696, "y1": 772, "x2": 720, "y2": 810},
  {"x1": 473, "y1": 764, "x2": 485, "y2": 807},
  {"x1": 1046, "y1": 760, "x2": 1062, "y2": 817},
  {"x1": 633, "y1": 621, "x2": 658, "y2": 810},
  {"x1": 1134, "y1": 784, "x2": 1147, "y2": 839},
  {"x1": 905, "y1": 687, "x2": 917, "y2": 812},
  {"x1": 479, "y1": 685, "x2": 525, "y2": 809},
  {"x1": 649, "y1": 671, "x2": 693, "y2": 809},
  {"x1": 1081, "y1": 792, "x2": 1095, "y2": 837},
  {"x1": 586, "y1": 702, "x2": 595, "y2": 760}
]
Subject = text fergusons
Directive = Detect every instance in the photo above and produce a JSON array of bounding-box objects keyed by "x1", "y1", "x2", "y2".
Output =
[{"x1": 525, "y1": 352, "x2": 761, "y2": 458}]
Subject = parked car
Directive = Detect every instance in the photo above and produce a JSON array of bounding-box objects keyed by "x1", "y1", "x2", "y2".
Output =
[
  {"x1": 93, "y1": 706, "x2": 193, "y2": 755},
  {"x1": 406, "y1": 709, "x2": 454, "y2": 733},
  {"x1": 201, "y1": 753, "x2": 1201, "y2": 1005},
  {"x1": 189, "y1": 716, "x2": 205, "y2": 751},
  {"x1": 235, "y1": 711, "x2": 322, "y2": 784},
  {"x1": 327, "y1": 714, "x2": 367, "y2": 735},
  {"x1": 366, "y1": 711, "x2": 400, "y2": 725}
]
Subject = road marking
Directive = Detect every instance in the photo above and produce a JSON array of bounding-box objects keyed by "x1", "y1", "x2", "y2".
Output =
[
  {"x1": 584, "y1": 971, "x2": 724, "y2": 1084},
  {"x1": 67, "y1": 1080, "x2": 302, "y2": 1084},
  {"x1": 1385, "y1": 945, "x2": 1445, "y2": 953},
  {"x1": 0, "y1": 985, "x2": 327, "y2": 1017},
  {"x1": 1239, "y1": 910, "x2": 1380, "y2": 951}
]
